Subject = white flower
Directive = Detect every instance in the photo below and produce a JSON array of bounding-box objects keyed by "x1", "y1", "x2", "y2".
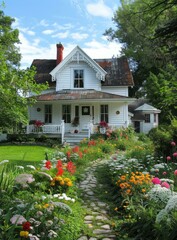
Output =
[
  {"x1": 0, "y1": 160, "x2": 9, "y2": 165},
  {"x1": 46, "y1": 220, "x2": 53, "y2": 227},
  {"x1": 16, "y1": 166, "x2": 24, "y2": 170},
  {"x1": 41, "y1": 195, "x2": 47, "y2": 200},
  {"x1": 148, "y1": 185, "x2": 173, "y2": 204},
  {"x1": 160, "y1": 178, "x2": 174, "y2": 184},
  {"x1": 165, "y1": 195, "x2": 177, "y2": 212},
  {"x1": 10, "y1": 214, "x2": 27, "y2": 224},
  {"x1": 26, "y1": 165, "x2": 36, "y2": 170},
  {"x1": 29, "y1": 234, "x2": 40, "y2": 240},
  {"x1": 154, "y1": 163, "x2": 166, "y2": 169},
  {"x1": 48, "y1": 230, "x2": 58, "y2": 238},
  {"x1": 15, "y1": 173, "x2": 35, "y2": 188}
]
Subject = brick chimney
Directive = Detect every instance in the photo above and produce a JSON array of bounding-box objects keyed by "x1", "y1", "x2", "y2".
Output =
[{"x1": 56, "y1": 43, "x2": 64, "y2": 65}]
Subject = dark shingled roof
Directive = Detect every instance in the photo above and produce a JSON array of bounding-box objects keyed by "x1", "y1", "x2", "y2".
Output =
[
  {"x1": 95, "y1": 56, "x2": 134, "y2": 86},
  {"x1": 31, "y1": 56, "x2": 134, "y2": 87},
  {"x1": 32, "y1": 59, "x2": 56, "y2": 86},
  {"x1": 34, "y1": 89, "x2": 130, "y2": 101}
]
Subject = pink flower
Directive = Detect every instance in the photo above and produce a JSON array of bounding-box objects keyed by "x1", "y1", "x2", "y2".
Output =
[
  {"x1": 163, "y1": 171, "x2": 167, "y2": 175},
  {"x1": 173, "y1": 152, "x2": 177, "y2": 157},
  {"x1": 161, "y1": 182, "x2": 170, "y2": 189},
  {"x1": 171, "y1": 141, "x2": 176, "y2": 146},
  {"x1": 174, "y1": 170, "x2": 177, "y2": 176},
  {"x1": 166, "y1": 156, "x2": 171, "y2": 161},
  {"x1": 152, "y1": 177, "x2": 161, "y2": 185}
]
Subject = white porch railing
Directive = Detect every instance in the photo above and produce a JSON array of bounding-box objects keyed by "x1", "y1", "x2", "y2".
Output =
[{"x1": 26, "y1": 124, "x2": 62, "y2": 134}]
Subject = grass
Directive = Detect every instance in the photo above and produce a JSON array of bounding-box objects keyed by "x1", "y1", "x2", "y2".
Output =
[{"x1": 0, "y1": 145, "x2": 53, "y2": 163}]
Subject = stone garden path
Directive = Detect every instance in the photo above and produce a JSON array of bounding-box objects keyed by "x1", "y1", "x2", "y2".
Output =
[{"x1": 77, "y1": 159, "x2": 117, "y2": 240}]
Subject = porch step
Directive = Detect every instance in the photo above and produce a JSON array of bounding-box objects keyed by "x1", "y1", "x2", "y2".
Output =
[{"x1": 64, "y1": 130, "x2": 89, "y2": 145}]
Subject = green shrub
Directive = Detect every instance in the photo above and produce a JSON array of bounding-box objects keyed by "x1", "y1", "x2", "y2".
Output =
[{"x1": 148, "y1": 126, "x2": 172, "y2": 156}]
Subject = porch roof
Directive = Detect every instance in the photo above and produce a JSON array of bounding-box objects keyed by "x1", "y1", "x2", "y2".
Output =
[{"x1": 33, "y1": 89, "x2": 134, "y2": 102}]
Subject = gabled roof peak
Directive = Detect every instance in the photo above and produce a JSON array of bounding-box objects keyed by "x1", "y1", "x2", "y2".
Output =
[{"x1": 50, "y1": 45, "x2": 107, "y2": 81}]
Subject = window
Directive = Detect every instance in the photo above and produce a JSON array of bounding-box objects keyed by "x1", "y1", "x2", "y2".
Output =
[
  {"x1": 100, "y1": 105, "x2": 108, "y2": 123},
  {"x1": 74, "y1": 70, "x2": 84, "y2": 88},
  {"x1": 62, "y1": 105, "x2": 71, "y2": 123},
  {"x1": 144, "y1": 114, "x2": 150, "y2": 123},
  {"x1": 45, "y1": 105, "x2": 52, "y2": 123},
  {"x1": 75, "y1": 106, "x2": 79, "y2": 118}
]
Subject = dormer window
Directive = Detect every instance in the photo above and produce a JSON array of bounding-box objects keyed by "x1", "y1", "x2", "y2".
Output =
[{"x1": 74, "y1": 70, "x2": 84, "y2": 88}]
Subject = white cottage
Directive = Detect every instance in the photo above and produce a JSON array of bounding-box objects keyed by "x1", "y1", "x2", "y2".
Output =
[
  {"x1": 27, "y1": 43, "x2": 135, "y2": 144},
  {"x1": 129, "y1": 101, "x2": 161, "y2": 134}
]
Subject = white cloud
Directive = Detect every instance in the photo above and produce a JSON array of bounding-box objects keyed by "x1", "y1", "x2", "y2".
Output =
[
  {"x1": 86, "y1": 0, "x2": 113, "y2": 18},
  {"x1": 83, "y1": 39, "x2": 122, "y2": 58},
  {"x1": 39, "y1": 19, "x2": 49, "y2": 27},
  {"x1": 19, "y1": 27, "x2": 35, "y2": 36},
  {"x1": 71, "y1": 32, "x2": 89, "y2": 41},
  {"x1": 52, "y1": 31, "x2": 69, "y2": 39},
  {"x1": 18, "y1": 33, "x2": 56, "y2": 68},
  {"x1": 42, "y1": 29, "x2": 55, "y2": 35},
  {"x1": 52, "y1": 22, "x2": 73, "y2": 30}
]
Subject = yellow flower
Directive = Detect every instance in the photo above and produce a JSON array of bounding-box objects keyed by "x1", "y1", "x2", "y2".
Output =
[
  {"x1": 43, "y1": 203, "x2": 49, "y2": 208},
  {"x1": 55, "y1": 176, "x2": 63, "y2": 182},
  {"x1": 66, "y1": 181, "x2": 73, "y2": 187},
  {"x1": 120, "y1": 175, "x2": 126, "y2": 180},
  {"x1": 20, "y1": 231, "x2": 29, "y2": 237},
  {"x1": 64, "y1": 177, "x2": 71, "y2": 183},
  {"x1": 60, "y1": 180, "x2": 65, "y2": 186}
]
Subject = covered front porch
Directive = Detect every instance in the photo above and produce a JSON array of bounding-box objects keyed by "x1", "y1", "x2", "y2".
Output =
[
  {"x1": 27, "y1": 89, "x2": 133, "y2": 144},
  {"x1": 26, "y1": 120, "x2": 127, "y2": 144}
]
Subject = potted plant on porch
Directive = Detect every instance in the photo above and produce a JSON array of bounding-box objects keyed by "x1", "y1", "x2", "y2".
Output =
[{"x1": 99, "y1": 121, "x2": 108, "y2": 134}]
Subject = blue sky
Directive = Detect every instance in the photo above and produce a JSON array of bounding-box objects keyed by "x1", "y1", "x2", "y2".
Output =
[{"x1": 3, "y1": 0, "x2": 121, "y2": 68}]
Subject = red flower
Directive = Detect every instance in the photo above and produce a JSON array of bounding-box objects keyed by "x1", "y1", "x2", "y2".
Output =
[
  {"x1": 161, "y1": 182, "x2": 170, "y2": 189},
  {"x1": 34, "y1": 120, "x2": 44, "y2": 128},
  {"x1": 72, "y1": 146, "x2": 80, "y2": 153},
  {"x1": 56, "y1": 160, "x2": 62, "y2": 169},
  {"x1": 173, "y1": 152, "x2": 177, "y2": 157},
  {"x1": 66, "y1": 151, "x2": 71, "y2": 159},
  {"x1": 171, "y1": 141, "x2": 176, "y2": 146},
  {"x1": 166, "y1": 156, "x2": 171, "y2": 161},
  {"x1": 66, "y1": 161, "x2": 76, "y2": 174},
  {"x1": 45, "y1": 160, "x2": 52, "y2": 169},
  {"x1": 22, "y1": 222, "x2": 31, "y2": 231},
  {"x1": 152, "y1": 177, "x2": 161, "y2": 185},
  {"x1": 78, "y1": 151, "x2": 83, "y2": 158},
  {"x1": 56, "y1": 167, "x2": 64, "y2": 176},
  {"x1": 99, "y1": 121, "x2": 108, "y2": 128}
]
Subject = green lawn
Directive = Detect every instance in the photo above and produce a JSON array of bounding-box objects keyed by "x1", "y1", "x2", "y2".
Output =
[{"x1": 0, "y1": 145, "x2": 53, "y2": 164}]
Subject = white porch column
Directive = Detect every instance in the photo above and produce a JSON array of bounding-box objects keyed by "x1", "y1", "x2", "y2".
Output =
[
  {"x1": 88, "y1": 120, "x2": 94, "y2": 138},
  {"x1": 61, "y1": 120, "x2": 65, "y2": 143}
]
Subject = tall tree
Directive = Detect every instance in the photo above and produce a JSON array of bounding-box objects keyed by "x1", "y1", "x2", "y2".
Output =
[
  {"x1": 0, "y1": 9, "x2": 47, "y2": 130},
  {"x1": 104, "y1": 0, "x2": 177, "y2": 122}
]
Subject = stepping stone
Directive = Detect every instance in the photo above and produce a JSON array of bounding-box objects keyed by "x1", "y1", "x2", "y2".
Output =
[
  {"x1": 84, "y1": 215, "x2": 94, "y2": 221},
  {"x1": 101, "y1": 224, "x2": 111, "y2": 230},
  {"x1": 77, "y1": 236, "x2": 88, "y2": 240},
  {"x1": 95, "y1": 215, "x2": 108, "y2": 221},
  {"x1": 93, "y1": 229, "x2": 112, "y2": 234}
]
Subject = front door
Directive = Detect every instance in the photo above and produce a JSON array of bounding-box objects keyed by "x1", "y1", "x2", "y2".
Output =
[{"x1": 80, "y1": 106, "x2": 91, "y2": 130}]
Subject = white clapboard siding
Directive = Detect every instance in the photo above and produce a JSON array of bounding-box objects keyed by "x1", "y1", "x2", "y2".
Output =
[
  {"x1": 108, "y1": 103, "x2": 128, "y2": 125},
  {"x1": 101, "y1": 87, "x2": 128, "y2": 97},
  {"x1": 56, "y1": 62, "x2": 101, "y2": 91}
]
